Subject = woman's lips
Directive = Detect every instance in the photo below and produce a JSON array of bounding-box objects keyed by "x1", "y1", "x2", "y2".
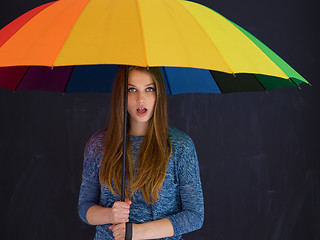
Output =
[{"x1": 137, "y1": 107, "x2": 147, "y2": 116}]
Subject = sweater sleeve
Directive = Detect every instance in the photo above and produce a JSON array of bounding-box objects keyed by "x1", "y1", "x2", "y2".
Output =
[
  {"x1": 78, "y1": 133, "x2": 104, "y2": 225},
  {"x1": 167, "y1": 136, "x2": 204, "y2": 236}
]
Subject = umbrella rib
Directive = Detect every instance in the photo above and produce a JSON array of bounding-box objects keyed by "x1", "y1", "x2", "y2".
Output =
[
  {"x1": 136, "y1": 0, "x2": 148, "y2": 66},
  {"x1": 209, "y1": 70, "x2": 224, "y2": 94},
  {"x1": 14, "y1": 66, "x2": 31, "y2": 91},
  {"x1": 176, "y1": 0, "x2": 234, "y2": 74},
  {"x1": 51, "y1": 0, "x2": 92, "y2": 66},
  {"x1": 63, "y1": 66, "x2": 76, "y2": 92},
  {"x1": 288, "y1": 78, "x2": 301, "y2": 89},
  {"x1": 161, "y1": 67, "x2": 172, "y2": 95},
  {"x1": 252, "y1": 74, "x2": 269, "y2": 93}
]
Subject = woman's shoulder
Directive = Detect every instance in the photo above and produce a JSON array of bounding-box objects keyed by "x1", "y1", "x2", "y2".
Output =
[
  {"x1": 84, "y1": 129, "x2": 107, "y2": 160},
  {"x1": 168, "y1": 126, "x2": 194, "y2": 147},
  {"x1": 82, "y1": 129, "x2": 106, "y2": 174},
  {"x1": 87, "y1": 129, "x2": 107, "y2": 147}
]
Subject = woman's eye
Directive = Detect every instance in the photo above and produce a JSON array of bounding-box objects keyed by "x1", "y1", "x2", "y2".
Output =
[
  {"x1": 146, "y1": 87, "x2": 155, "y2": 92},
  {"x1": 128, "y1": 88, "x2": 136, "y2": 93}
]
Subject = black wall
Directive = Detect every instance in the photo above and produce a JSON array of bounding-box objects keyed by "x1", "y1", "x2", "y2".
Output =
[{"x1": 0, "y1": 0, "x2": 319, "y2": 239}]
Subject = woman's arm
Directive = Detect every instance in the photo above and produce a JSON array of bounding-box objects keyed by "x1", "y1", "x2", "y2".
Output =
[
  {"x1": 79, "y1": 132, "x2": 130, "y2": 226},
  {"x1": 78, "y1": 134, "x2": 103, "y2": 224},
  {"x1": 165, "y1": 135, "x2": 204, "y2": 236},
  {"x1": 110, "y1": 218, "x2": 174, "y2": 240},
  {"x1": 133, "y1": 218, "x2": 174, "y2": 239}
]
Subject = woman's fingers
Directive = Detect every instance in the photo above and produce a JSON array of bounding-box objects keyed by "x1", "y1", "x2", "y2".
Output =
[
  {"x1": 111, "y1": 223, "x2": 126, "y2": 240},
  {"x1": 113, "y1": 201, "x2": 131, "y2": 209},
  {"x1": 111, "y1": 200, "x2": 131, "y2": 224},
  {"x1": 111, "y1": 209, "x2": 129, "y2": 223}
]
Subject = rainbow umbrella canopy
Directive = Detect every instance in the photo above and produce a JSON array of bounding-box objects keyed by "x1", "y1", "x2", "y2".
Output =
[{"x1": 0, "y1": 0, "x2": 309, "y2": 94}]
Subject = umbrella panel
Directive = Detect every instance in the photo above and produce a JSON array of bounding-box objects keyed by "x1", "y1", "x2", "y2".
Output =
[
  {"x1": 0, "y1": 66, "x2": 28, "y2": 90},
  {"x1": 67, "y1": 65, "x2": 118, "y2": 92},
  {"x1": 0, "y1": 2, "x2": 55, "y2": 48},
  {"x1": 0, "y1": 65, "x2": 302, "y2": 94},
  {"x1": 163, "y1": 67, "x2": 221, "y2": 94},
  {"x1": 18, "y1": 66, "x2": 74, "y2": 92}
]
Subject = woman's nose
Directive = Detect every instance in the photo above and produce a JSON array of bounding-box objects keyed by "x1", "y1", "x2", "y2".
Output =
[{"x1": 137, "y1": 92, "x2": 145, "y2": 104}]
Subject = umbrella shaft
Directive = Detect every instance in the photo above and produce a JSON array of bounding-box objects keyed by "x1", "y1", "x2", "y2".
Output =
[{"x1": 121, "y1": 65, "x2": 129, "y2": 201}]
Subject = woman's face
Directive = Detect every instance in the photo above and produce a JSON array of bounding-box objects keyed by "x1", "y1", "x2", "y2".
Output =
[{"x1": 127, "y1": 70, "x2": 156, "y2": 132}]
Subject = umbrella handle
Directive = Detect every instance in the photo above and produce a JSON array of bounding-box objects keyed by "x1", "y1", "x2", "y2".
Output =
[
  {"x1": 125, "y1": 222, "x2": 132, "y2": 240},
  {"x1": 121, "y1": 65, "x2": 129, "y2": 202}
]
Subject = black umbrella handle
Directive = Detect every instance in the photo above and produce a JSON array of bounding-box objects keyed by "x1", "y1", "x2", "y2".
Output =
[
  {"x1": 125, "y1": 222, "x2": 132, "y2": 240},
  {"x1": 121, "y1": 65, "x2": 129, "y2": 202}
]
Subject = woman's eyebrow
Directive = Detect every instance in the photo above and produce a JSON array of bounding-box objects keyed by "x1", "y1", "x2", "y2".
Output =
[{"x1": 128, "y1": 83, "x2": 154, "y2": 87}]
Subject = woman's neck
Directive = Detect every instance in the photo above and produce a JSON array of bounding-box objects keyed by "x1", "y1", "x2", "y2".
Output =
[{"x1": 129, "y1": 122, "x2": 148, "y2": 136}]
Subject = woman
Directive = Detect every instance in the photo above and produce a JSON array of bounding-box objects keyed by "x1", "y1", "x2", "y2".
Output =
[{"x1": 78, "y1": 66, "x2": 204, "y2": 239}]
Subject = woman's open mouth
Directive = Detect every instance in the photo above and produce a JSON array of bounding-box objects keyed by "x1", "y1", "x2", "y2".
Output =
[{"x1": 137, "y1": 107, "x2": 147, "y2": 115}]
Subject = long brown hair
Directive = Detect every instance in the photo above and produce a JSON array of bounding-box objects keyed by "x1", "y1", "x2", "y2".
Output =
[{"x1": 99, "y1": 66, "x2": 172, "y2": 203}]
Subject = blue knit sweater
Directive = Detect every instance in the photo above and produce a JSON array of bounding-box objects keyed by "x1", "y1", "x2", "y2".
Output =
[{"x1": 78, "y1": 127, "x2": 204, "y2": 239}]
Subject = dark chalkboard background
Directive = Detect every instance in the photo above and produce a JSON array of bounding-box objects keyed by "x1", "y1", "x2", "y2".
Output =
[{"x1": 0, "y1": 0, "x2": 319, "y2": 239}]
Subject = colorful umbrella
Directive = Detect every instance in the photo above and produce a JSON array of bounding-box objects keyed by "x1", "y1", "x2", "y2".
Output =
[
  {"x1": 0, "y1": 0, "x2": 309, "y2": 93},
  {"x1": 0, "y1": 0, "x2": 310, "y2": 201}
]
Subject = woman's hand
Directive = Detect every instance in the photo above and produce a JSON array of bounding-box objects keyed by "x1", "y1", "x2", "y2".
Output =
[
  {"x1": 110, "y1": 223, "x2": 139, "y2": 240},
  {"x1": 109, "y1": 223, "x2": 125, "y2": 240},
  {"x1": 110, "y1": 199, "x2": 132, "y2": 224}
]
